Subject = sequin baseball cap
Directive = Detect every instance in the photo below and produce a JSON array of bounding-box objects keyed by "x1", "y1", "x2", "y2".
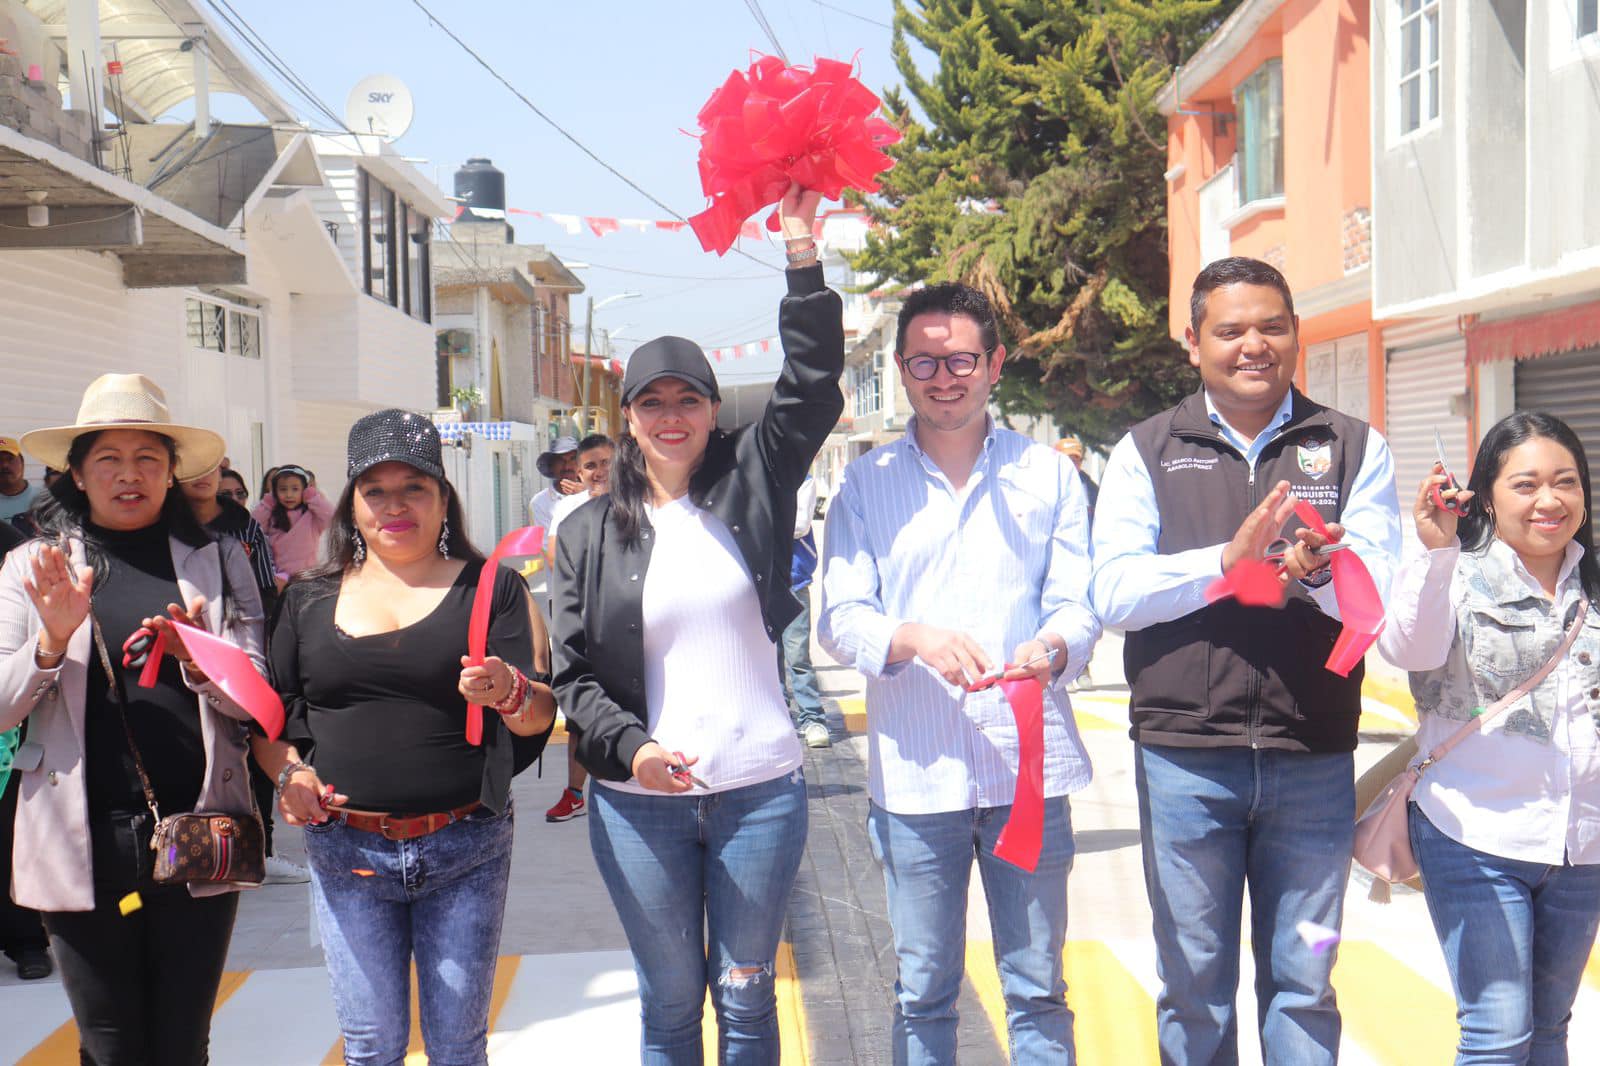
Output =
[{"x1": 346, "y1": 409, "x2": 445, "y2": 481}]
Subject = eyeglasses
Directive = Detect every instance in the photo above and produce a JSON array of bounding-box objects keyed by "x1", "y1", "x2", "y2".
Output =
[
  {"x1": 898, "y1": 349, "x2": 992, "y2": 381},
  {"x1": 218, "y1": 489, "x2": 249, "y2": 502}
]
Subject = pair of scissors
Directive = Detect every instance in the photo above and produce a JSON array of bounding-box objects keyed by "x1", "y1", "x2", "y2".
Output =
[
  {"x1": 668, "y1": 752, "x2": 709, "y2": 790},
  {"x1": 969, "y1": 646, "x2": 1059, "y2": 689},
  {"x1": 1430, "y1": 429, "x2": 1470, "y2": 517},
  {"x1": 1263, "y1": 539, "x2": 1350, "y2": 567}
]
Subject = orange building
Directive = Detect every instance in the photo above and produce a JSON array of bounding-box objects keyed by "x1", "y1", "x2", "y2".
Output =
[{"x1": 1158, "y1": 0, "x2": 1385, "y2": 433}]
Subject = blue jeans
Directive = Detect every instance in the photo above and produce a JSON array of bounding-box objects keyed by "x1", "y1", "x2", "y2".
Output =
[
  {"x1": 780, "y1": 591, "x2": 826, "y2": 729},
  {"x1": 589, "y1": 771, "x2": 808, "y2": 1066},
  {"x1": 304, "y1": 804, "x2": 514, "y2": 1066},
  {"x1": 1135, "y1": 744, "x2": 1353, "y2": 1066},
  {"x1": 868, "y1": 796, "x2": 1076, "y2": 1066},
  {"x1": 1410, "y1": 804, "x2": 1600, "y2": 1065}
]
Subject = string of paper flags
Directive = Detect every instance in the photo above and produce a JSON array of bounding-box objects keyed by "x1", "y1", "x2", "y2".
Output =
[
  {"x1": 703, "y1": 336, "x2": 777, "y2": 363},
  {"x1": 453, "y1": 205, "x2": 827, "y2": 244}
]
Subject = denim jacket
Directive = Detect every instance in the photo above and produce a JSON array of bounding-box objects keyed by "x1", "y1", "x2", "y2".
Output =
[
  {"x1": 1380, "y1": 538, "x2": 1600, "y2": 864},
  {"x1": 1408, "y1": 540, "x2": 1600, "y2": 741}
]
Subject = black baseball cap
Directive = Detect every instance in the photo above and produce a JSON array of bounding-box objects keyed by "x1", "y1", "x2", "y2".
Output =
[
  {"x1": 622, "y1": 336, "x2": 720, "y2": 406},
  {"x1": 346, "y1": 409, "x2": 446, "y2": 481}
]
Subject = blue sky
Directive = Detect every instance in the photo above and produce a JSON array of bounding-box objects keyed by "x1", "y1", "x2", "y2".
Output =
[{"x1": 204, "y1": 0, "x2": 907, "y2": 378}]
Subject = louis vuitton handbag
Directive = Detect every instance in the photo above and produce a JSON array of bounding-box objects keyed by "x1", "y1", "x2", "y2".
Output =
[{"x1": 91, "y1": 614, "x2": 265, "y2": 886}]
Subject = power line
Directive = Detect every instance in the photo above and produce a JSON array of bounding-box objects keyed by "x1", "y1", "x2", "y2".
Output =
[
  {"x1": 811, "y1": 0, "x2": 892, "y2": 29},
  {"x1": 742, "y1": 0, "x2": 791, "y2": 61},
  {"x1": 198, "y1": 0, "x2": 353, "y2": 133},
  {"x1": 406, "y1": 0, "x2": 782, "y2": 275},
  {"x1": 542, "y1": 252, "x2": 776, "y2": 282}
]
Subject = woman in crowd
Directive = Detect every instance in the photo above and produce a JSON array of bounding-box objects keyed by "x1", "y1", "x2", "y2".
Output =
[
  {"x1": 254, "y1": 464, "x2": 331, "y2": 580},
  {"x1": 1380, "y1": 411, "x2": 1600, "y2": 1064},
  {"x1": 182, "y1": 463, "x2": 281, "y2": 606},
  {"x1": 0, "y1": 373, "x2": 265, "y2": 1065},
  {"x1": 551, "y1": 184, "x2": 841, "y2": 1065},
  {"x1": 218, "y1": 467, "x2": 252, "y2": 508},
  {"x1": 179, "y1": 463, "x2": 307, "y2": 884},
  {"x1": 256, "y1": 408, "x2": 555, "y2": 1065}
]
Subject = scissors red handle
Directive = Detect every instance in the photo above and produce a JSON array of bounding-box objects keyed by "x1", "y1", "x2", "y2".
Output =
[
  {"x1": 668, "y1": 753, "x2": 708, "y2": 790},
  {"x1": 1430, "y1": 475, "x2": 1470, "y2": 517}
]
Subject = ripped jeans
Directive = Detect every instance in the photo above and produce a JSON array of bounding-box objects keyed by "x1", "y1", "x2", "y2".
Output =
[{"x1": 590, "y1": 771, "x2": 808, "y2": 1065}]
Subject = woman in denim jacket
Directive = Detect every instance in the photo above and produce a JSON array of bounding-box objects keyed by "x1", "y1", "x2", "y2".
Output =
[{"x1": 1380, "y1": 411, "x2": 1600, "y2": 1065}]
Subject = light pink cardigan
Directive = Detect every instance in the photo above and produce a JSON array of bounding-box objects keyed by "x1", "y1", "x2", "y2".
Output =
[{"x1": 252, "y1": 484, "x2": 333, "y2": 578}]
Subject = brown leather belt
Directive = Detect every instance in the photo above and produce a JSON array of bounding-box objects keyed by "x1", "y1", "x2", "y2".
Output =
[{"x1": 332, "y1": 802, "x2": 482, "y2": 841}]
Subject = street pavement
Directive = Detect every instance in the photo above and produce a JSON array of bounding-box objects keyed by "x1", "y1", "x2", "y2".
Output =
[{"x1": 6, "y1": 590, "x2": 1600, "y2": 1063}]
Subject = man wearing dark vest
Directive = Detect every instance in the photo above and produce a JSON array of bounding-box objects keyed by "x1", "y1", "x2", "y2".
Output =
[{"x1": 1092, "y1": 257, "x2": 1400, "y2": 1065}]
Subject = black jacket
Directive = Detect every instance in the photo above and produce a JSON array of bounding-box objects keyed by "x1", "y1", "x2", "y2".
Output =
[
  {"x1": 1122, "y1": 388, "x2": 1370, "y2": 753},
  {"x1": 551, "y1": 265, "x2": 844, "y2": 781}
]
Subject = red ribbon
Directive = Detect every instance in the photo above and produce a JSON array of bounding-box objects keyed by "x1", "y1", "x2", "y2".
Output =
[
  {"x1": 1205, "y1": 559, "x2": 1287, "y2": 608},
  {"x1": 687, "y1": 55, "x2": 902, "y2": 255},
  {"x1": 1291, "y1": 500, "x2": 1386, "y2": 677},
  {"x1": 993, "y1": 677, "x2": 1046, "y2": 872},
  {"x1": 136, "y1": 623, "x2": 284, "y2": 740},
  {"x1": 465, "y1": 526, "x2": 547, "y2": 745},
  {"x1": 966, "y1": 672, "x2": 1046, "y2": 873}
]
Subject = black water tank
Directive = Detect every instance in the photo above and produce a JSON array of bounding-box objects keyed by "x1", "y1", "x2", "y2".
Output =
[{"x1": 455, "y1": 158, "x2": 505, "y2": 220}]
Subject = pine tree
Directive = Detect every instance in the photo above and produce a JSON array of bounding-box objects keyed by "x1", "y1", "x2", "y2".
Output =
[{"x1": 855, "y1": 0, "x2": 1241, "y2": 448}]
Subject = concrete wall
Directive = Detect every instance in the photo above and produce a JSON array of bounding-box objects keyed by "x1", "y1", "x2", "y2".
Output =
[
  {"x1": 1166, "y1": 0, "x2": 1372, "y2": 339},
  {"x1": 0, "y1": 250, "x2": 182, "y2": 466},
  {"x1": 1371, "y1": 0, "x2": 1459, "y2": 308},
  {"x1": 1528, "y1": 5, "x2": 1600, "y2": 271},
  {"x1": 1464, "y1": 0, "x2": 1526, "y2": 279}
]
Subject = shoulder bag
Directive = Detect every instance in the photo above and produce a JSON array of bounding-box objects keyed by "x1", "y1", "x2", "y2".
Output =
[
  {"x1": 90, "y1": 613, "x2": 265, "y2": 887},
  {"x1": 1354, "y1": 599, "x2": 1588, "y2": 900}
]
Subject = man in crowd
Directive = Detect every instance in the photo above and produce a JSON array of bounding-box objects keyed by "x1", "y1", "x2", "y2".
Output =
[
  {"x1": 782, "y1": 474, "x2": 830, "y2": 748},
  {"x1": 1091, "y1": 256, "x2": 1400, "y2": 1065},
  {"x1": 822, "y1": 283, "x2": 1099, "y2": 1063},
  {"x1": 544, "y1": 433, "x2": 615, "y2": 823},
  {"x1": 528, "y1": 436, "x2": 582, "y2": 533},
  {"x1": 0, "y1": 437, "x2": 38, "y2": 525}
]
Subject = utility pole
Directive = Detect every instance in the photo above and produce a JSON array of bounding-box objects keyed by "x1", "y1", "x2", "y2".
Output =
[
  {"x1": 580, "y1": 292, "x2": 640, "y2": 434},
  {"x1": 581, "y1": 295, "x2": 594, "y2": 434}
]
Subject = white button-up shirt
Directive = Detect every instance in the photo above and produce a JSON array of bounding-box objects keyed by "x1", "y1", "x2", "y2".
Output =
[
  {"x1": 1380, "y1": 538, "x2": 1600, "y2": 864},
  {"x1": 819, "y1": 419, "x2": 1100, "y2": 815}
]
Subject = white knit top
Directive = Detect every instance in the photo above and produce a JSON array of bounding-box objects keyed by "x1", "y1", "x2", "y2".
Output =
[{"x1": 598, "y1": 495, "x2": 803, "y2": 796}]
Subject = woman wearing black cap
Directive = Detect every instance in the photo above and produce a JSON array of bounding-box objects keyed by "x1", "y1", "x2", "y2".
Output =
[
  {"x1": 551, "y1": 184, "x2": 841, "y2": 1063},
  {"x1": 253, "y1": 409, "x2": 556, "y2": 1065}
]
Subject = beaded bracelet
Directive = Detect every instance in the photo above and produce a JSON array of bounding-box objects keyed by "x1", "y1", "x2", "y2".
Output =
[{"x1": 491, "y1": 667, "x2": 528, "y2": 716}]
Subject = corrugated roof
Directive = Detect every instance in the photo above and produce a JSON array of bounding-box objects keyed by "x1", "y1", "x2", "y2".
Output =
[{"x1": 20, "y1": 0, "x2": 297, "y2": 123}]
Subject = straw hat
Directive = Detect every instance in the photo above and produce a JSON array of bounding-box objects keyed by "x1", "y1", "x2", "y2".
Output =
[{"x1": 21, "y1": 373, "x2": 226, "y2": 482}]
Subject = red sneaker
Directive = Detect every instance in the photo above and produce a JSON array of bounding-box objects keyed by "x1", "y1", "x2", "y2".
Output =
[{"x1": 545, "y1": 788, "x2": 587, "y2": 822}]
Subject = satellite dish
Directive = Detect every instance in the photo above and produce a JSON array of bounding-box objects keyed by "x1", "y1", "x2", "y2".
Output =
[{"x1": 344, "y1": 75, "x2": 414, "y2": 141}]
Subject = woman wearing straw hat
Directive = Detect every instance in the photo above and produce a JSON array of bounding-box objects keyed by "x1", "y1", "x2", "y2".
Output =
[{"x1": 0, "y1": 373, "x2": 266, "y2": 1066}]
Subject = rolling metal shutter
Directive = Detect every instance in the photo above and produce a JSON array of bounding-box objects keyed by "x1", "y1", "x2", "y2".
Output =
[
  {"x1": 1514, "y1": 347, "x2": 1600, "y2": 542},
  {"x1": 1386, "y1": 341, "x2": 1470, "y2": 527}
]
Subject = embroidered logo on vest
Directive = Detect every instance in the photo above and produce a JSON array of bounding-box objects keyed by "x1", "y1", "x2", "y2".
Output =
[{"x1": 1297, "y1": 438, "x2": 1332, "y2": 480}]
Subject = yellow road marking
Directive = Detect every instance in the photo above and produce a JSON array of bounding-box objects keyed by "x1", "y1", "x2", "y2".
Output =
[
  {"x1": 1331, "y1": 940, "x2": 1457, "y2": 1065},
  {"x1": 1063, "y1": 941, "x2": 1159, "y2": 1063},
  {"x1": 20, "y1": 970, "x2": 249, "y2": 1066},
  {"x1": 965, "y1": 938, "x2": 1160, "y2": 1062},
  {"x1": 700, "y1": 942, "x2": 808, "y2": 1063}
]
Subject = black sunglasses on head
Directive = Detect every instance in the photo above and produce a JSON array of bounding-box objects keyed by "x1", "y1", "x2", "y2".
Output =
[
  {"x1": 898, "y1": 348, "x2": 994, "y2": 381},
  {"x1": 218, "y1": 489, "x2": 249, "y2": 501}
]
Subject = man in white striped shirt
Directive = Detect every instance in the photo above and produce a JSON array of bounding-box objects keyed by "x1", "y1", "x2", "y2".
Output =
[{"x1": 819, "y1": 283, "x2": 1100, "y2": 1065}]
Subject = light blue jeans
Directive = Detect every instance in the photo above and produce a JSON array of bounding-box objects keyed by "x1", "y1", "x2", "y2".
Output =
[
  {"x1": 303, "y1": 803, "x2": 514, "y2": 1066},
  {"x1": 589, "y1": 771, "x2": 808, "y2": 1066},
  {"x1": 1410, "y1": 804, "x2": 1600, "y2": 1065},
  {"x1": 1135, "y1": 744, "x2": 1353, "y2": 1066},
  {"x1": 780, "y1": 592, "x2": 826, "y2": 729},
  {"x1": 867, "y1": 796, "x2": 1076, "y2": 1065}
]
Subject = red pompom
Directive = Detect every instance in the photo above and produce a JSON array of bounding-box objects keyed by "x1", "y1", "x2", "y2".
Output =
[{"x1": 688, "y1": 55, "x2": 902, "y2": 255}]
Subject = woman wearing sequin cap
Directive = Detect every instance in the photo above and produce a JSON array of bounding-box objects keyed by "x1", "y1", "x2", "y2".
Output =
[
  {"x1": 551, "y1": 184, "x2": 842, "y2": 1063},
  {"x1": 255, "y1": 408, "x2": 556, "y2": 1065}
]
